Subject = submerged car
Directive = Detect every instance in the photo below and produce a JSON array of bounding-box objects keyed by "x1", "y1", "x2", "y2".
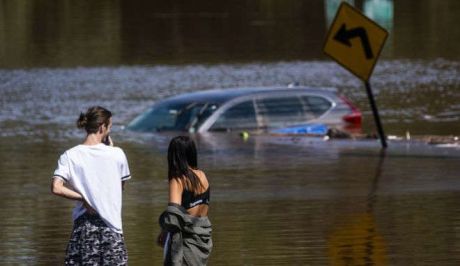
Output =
[{"x1": 126, "y1": 86, "x2": 362, "y2": 133}]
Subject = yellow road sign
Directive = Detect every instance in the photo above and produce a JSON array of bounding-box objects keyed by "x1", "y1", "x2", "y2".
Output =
[{"x1": 324, "y1": 2, "x2": 389, "y2": 81}]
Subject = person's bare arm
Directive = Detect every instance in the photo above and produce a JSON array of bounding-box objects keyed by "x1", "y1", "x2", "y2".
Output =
[
  {"x1": 169, "y1": 178, "x2": 182, "y2": 205},
  {"x1": 158, "y1": 178, "x2": 183, "y2": 247},
  {"x1": 51, "y1": 178, "x2": 83, "y2": 200},
  {"x1": 51, "y1": 177, "x2": 96, "y2": 214}
]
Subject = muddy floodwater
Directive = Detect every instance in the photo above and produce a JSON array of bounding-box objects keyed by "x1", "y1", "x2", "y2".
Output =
[
  {"x1": 1, "y1": 134, "x2": 459, "y2": 265},
  {"x1": 1, "y1": 63, "x2": 459, "y2": 265},
  {"x1": 1, "y1": 0, "x2": 460, "y2": 265}
]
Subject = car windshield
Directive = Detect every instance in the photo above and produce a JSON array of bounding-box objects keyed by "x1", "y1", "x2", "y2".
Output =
[{"x1": 127, "y1": 101, "x2": 219, "y2": 132}]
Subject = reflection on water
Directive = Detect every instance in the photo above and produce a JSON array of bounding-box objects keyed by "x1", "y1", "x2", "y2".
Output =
[
  {"x1": 325, "y1": 0, "x2": 355, "y2": 27},
  {"x1": 1, "y1": 0, "x2": 460, "y2": 68},
  {"x1": 328, "y1": 150, "x2": 387, "y2": 266},
  {"x1": 326, "y1": 0, "x2": 394, "y2": 58},
  {"x1": 0, "y1": 135, "x2": 459, "y2": 265},
  {"x1": 363, "y1": 0, "x2": 394, "y2": 31}
]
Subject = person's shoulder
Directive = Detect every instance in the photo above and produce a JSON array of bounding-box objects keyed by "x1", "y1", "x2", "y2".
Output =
[
  {"x1": 110, "y1": 145, "x2": 125, "y2": 154},
  {"x1": 196, "y1": 168, "x2": 207, "y2": 177},
  {"x1": 62, "y1": 145, "x2": 82, "y2": 156},
  {"x1": 107, "y1": 146, "x2": 127, "y2": 159},
  {"x1": 194, "y1": 169, "x2": 209, "y2": 182},
  {"x1": 56, "y1": 145, "x2": 87, "y2": 162}
]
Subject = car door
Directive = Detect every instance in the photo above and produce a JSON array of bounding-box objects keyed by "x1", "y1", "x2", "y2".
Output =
[
  {"x1": 208, "y1": 99, "x2": 258, "y2": 132},
  {"x1": 255, "y1": 95, "x2": 309, "y2": 129},
  {"x1": 300, "y1": 95, "x2": 333, "y2": 119},
  {"x1": 254, "y1": 94, "x2": 332, "y2": 129}
]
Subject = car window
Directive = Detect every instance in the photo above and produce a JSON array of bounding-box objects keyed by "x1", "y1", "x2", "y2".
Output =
[
  {"x1": 127, "y1": 104, "x2": 179, "y2": 132},
  {"x1": 188, "y1": 103, "x2": 219, "y2": 132},
  {"x1": 256, "y1": 96, "x2": 307, "y2": 128},
  {"x1": 127, "y1": 101, "x2": 219, "y2": 132},
  {"x1": 209, "y1": 100, "x2": 257, "y2": 132},
  {"x1": 302, "y1": 96, "x2": 332, "y2": 116}
]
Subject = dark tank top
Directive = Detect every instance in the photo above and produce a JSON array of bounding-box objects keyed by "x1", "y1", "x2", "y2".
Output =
[{"x1": 181, "y1": 186, "x2": 210, "y2": 209}]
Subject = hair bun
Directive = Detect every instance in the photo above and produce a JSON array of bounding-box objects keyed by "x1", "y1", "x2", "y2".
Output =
[
  {"x1": 76, "y1": 106, "x2": 112, "y2": 133},
  {"x1": 76, "y1": 113, "x2": 88, "y2": 129}
]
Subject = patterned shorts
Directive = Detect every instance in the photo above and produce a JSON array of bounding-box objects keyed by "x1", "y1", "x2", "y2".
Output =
[{"x1": 65, "y1": 213, "x2": 128, "y2": 265}]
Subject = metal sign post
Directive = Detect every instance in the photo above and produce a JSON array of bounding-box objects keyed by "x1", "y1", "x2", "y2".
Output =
[
  {"x1": 365, "y1": 81, "x2": 387, "y2": 148},
  {"x1": 324, "y1": 2, "x2": 389, "y2": 148}
]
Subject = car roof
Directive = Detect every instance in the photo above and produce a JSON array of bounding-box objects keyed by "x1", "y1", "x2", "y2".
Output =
[{"x1": 161, "y1": 86, "x2": 339, "y2": 105}]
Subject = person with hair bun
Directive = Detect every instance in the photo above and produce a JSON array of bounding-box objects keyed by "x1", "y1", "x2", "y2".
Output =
[{"x1": 51, "y1": 106, "x2": 131, "y2": 265}]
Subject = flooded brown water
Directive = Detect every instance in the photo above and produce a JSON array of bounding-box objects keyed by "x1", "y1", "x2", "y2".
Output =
[
  {"x1": 1, "y1": 135, "x2": 459, "y2": 265},
  {"x1": 1, "y1": 0, "x2": 460, "y2": 265}
]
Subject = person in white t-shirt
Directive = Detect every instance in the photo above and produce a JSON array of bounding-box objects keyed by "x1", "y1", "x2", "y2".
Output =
[{"x1": 51, "y1": 106, "x2": 131, "y2": 265}]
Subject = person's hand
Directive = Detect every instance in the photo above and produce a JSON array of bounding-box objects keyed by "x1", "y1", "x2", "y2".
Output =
[
  {"x1": 103, "y1": 135, "x2": 114, "y2": 146},
  {"x1": 107, "y1": 135, "x2": 114, "y2": 146},
  {"x1": 83, "y1": 199, "x2": 97, "y2": 215},
  {"x1": 157, "y1": 231, "x2": 167, "y2": 247}
]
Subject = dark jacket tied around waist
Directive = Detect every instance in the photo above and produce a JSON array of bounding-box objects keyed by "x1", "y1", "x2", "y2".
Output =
[{"x1": 159, "y1": 203, "x2": 213, "y2": 266}]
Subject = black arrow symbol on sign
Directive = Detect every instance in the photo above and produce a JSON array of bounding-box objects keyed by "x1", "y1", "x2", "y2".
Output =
[{"x1": 334, "y1": 24, "x2": 374, "y2": 59}]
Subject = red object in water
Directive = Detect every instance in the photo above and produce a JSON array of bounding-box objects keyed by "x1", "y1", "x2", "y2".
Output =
[
  {"x1": 340, "y1": 95, "x2": 362, "y2": 125},
  {"x1": 343, "y1": 111, "x2": 362, "y2": 124}
]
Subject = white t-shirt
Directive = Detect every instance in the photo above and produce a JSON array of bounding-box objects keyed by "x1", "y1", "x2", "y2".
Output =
[{"x1": 53, "y1": 143, "x2": 131, "y2": 234}]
